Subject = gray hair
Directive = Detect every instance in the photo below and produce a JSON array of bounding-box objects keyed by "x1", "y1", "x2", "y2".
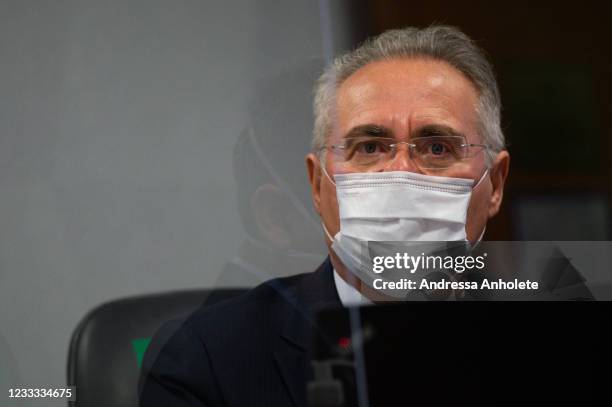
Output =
[{"x1": 313, "y1": 25, "x2": 505, "y2": 166}]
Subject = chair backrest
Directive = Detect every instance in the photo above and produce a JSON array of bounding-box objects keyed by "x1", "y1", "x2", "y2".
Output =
[{"x1": 67, "y1": 289, "x2": 246, "y2": 407}]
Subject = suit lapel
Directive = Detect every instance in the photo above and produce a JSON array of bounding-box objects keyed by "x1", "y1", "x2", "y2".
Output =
[{"x1": 272, "y1": 258, "x2": 340, "y2": 407}]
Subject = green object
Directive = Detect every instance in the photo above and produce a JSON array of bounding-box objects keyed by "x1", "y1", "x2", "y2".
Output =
[{"x1": 131, "y1": 337, "x2": 152, "y2": 369}]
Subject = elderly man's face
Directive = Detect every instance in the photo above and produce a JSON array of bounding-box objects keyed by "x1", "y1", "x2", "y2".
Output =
[{"x1": 307, "y1": 58, "x2": 509, "y2": 250}]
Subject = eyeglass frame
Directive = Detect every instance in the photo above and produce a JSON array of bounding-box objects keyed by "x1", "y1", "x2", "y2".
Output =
[{"x1": 319, "y1": 134, "x2": 491, "y2": 171}]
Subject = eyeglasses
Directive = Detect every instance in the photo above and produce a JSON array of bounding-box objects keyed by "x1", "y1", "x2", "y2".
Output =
[{"x1": 324, "y1": 135, "x2": 490, "y2": 172}]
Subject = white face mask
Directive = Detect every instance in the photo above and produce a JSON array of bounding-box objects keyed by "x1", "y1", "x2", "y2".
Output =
[{"x1": 322, "y1": 169, "x2": 488, "y2": 293}]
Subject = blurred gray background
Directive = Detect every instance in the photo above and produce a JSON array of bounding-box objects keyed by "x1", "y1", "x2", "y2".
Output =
[{"x1": 0, "y1": 0, "x2": 364, "y2": 404}]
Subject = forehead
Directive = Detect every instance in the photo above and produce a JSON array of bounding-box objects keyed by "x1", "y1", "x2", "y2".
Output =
[{"x1": 334, "y1": 58, "x2": 480, "y2": 141}]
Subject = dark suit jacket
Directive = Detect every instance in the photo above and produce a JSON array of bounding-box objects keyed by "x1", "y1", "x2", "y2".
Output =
[{"x1": 139, "y1": 258, "x2": 340, "y2": 407}]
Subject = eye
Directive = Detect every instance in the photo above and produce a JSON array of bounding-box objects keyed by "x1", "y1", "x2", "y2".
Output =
[
  {"x1": 416, "y1": 137, "x2": 461, "y2": 158},
  {"x1": 342, "y1": 137, "x2": 393, "y2": 162},
  {"x1": 359, "y1": 141, "x2": 382, "y2": 154},
  {"x1": 412, "y1": 135, "x2": 467, "y2": 169},
  {"x1": 429, "y1": 142, "x2": 447, "y2": 155}
]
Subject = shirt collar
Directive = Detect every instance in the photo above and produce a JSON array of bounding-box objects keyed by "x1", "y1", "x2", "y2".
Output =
[{"x1": 333, "y1": 268, "x2": 372, "y2": 306}]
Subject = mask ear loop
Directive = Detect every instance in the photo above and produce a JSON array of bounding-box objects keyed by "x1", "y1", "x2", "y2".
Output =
[
  {"x1": 321, "y1": 162, "x2": 337, "y2": 186},
  {"x1": 473, "y1": 168, "x2": 489, "y2": 190},
  {"x1": 312, "y1": 149, "x2": 335, "y2": 240},
  {"x1": 321, "y1": 221, "x2": 335, "y2": 242},
  {"x1": 319, "y1": 159, "x2": 339, "y2": 242},
  {"x1": 468, "y1": 168, "x2": 490, "y2": 250},
  {"x1": 469, "y1": 226, "x2": 487, "y2": 251}
]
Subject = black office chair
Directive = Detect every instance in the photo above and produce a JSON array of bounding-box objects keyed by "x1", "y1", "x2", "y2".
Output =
[{"x1": 67, "y1": 288, "x2": 246, "y2": 407}]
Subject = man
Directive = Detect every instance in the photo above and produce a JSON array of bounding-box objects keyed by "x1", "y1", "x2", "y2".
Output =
[{"x1": 139, "y1": 25, "x2": 509, "y2": 407}]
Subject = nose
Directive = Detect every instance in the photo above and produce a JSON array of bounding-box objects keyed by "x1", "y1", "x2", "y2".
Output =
[{"x1": 385, "y1": 143, "x2": 420, "y2": 172}]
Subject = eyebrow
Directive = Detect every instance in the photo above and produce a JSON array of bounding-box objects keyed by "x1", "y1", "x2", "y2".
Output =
[
  {"x1": 412, "y1": 124, "x2": 466, "y2": 140},
  {"x1": 343, "y1": 124, "x2": 393, "y2": 139}
]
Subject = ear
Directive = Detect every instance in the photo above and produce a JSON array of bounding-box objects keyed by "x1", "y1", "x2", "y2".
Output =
[
  {"x1": 488, "y1": 150, "x2": 510, "y2": 218},
  {"x1": 306, "y1": 153, "x2": 322, "y2": 215}
]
